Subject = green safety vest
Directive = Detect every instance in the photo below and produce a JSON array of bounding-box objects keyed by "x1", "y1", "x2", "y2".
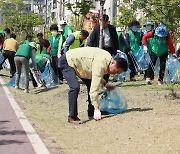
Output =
[
  {"x1": 151, "y1": 35, "x2": 168, "y2": 57},
  {"x1": 63, "y1": 25, "x2": 74, "y2": 40},
  {"x1": 117, "y1": 32, "x2": 129, "y2": 52},
  {"x1": 36, "y1": 54, "x2": 51, "y2": 72},
  {"x1": 128, "y1": 30, "x2": 141, "y2": 53},
  {"x1": 15, "y1": 44, "x2": 33, "y2": 59},
  {"x1": 64, "y1": 31, "x2": 86, "y2": 50},
  {"x1": 35, "y1": 40, "x2": 41, "y2": 55},
  {"x1": 49, "y1": 33, "x2": 61, "y2": 56},
  {"x1": 24, "y1": 40, "x2": 31, "y2": 45}
]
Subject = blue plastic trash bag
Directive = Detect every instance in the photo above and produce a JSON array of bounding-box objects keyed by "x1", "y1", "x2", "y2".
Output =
[
  {"x1": 113, "y1": 51, "x2": 130, "y2": 82},
  {"x1": 99, "y1": 87, "x2": 128, "y2": 114},
  {"x1": 133, "y1": 46, "x2": 150, "y2": 71},
  {"x1": 2, "y1": 59, "x2": 10, "y2": 70},
  {"x1": 0, "y1": 52, "x2": 5, "y2": 64},
  {"x1": 40, "y1": 63, "x2": 58, "y2": 87},
  {"x1": 165, "y1": 54, "x2": 180, "y2": 83},
  {"x1": 7, "y1": 69, "x2": 26, "y2": 88}
]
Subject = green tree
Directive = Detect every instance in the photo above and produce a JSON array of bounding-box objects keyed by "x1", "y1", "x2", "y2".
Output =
[
  {"x1": 114, "y1": 3, "x2": 136, "y2": 30},
  {"x1": 0, "y1": 0, "x2": 43, "y2": 41},
  {"x1": 129, "y1": 0, "x2": 180, "y2": 40},
  {"x1": 65, "y1": 0, "x2": 95, "y2": 30}
]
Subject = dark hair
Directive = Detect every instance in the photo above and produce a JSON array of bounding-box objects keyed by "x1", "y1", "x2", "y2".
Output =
[
  {"x1": 10, "y1": 33, "x2": 16, "y2": 39},
  {"x1": 115, "y1": 58, "x2": 128, "y2": 72},
  {"x1": 128, "y1": 20, "x2": 140, "y2": 28},
  {"x1": 4, "y1": 28, "x2": 10, "y2": 34},
  {"x1": 26, "y1": 34, "x2": 32, "y2": 40},
  {"x1": 81, "y1": 30, "x2": 89, "y2": 38},
  {"x1": 50, "y1": 24, "x2": 58, "y2": 31},
  {"x1": 37, "y1": 33, "x2": 43, "y2": 37},
  {"x1": 103, "y1": 14, "x2": 109, "y2": 22},
  {"x1": 40, "y1": 39, "x2": 50, "y2": 49}
]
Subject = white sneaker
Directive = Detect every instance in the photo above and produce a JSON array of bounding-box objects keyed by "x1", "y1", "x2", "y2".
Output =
[
  {"x1": 15, "y1": 86, "x2": 19, "y2": 89},
  {"x1": 37, "y1": 84, "x2": 43, "y2": 88},
  {"x1": 24, "y1": 89, "x2": 29, "y2": 93}
]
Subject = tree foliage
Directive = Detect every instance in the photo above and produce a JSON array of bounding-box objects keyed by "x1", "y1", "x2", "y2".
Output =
[
  {"x1": 0, "y1": 0, "x2": 42, "y2": 40},
  {"x1": 130, "y1": 0, "x2": 179, "y2": 40},
  {"x1": 65, "y1": 0, "x2": 95, "y2": 30}
]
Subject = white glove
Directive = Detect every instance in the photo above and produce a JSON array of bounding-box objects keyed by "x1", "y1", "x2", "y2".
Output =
[
  {"x1": 93, "y1": 109, "x2": 101, "y2": 120},
  {"x1": 143, "y1": 46, "x2": 148, "y2": 53},
  {"x1": 129, "y1": 50, "x2": 133, "y2": 55}
]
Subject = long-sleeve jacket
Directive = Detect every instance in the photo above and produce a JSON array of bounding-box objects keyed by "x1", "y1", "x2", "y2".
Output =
[
  {"x1": 66, "y1": 47, "x2": 112, "y2": 106},
  {"x1": 87, "y1": 24, "x2": 118, "y2": 55}
]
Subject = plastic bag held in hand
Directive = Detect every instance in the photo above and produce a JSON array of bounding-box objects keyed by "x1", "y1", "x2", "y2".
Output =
[
  {"x1": 143, "y1": 46, "x2": 148, "y2": 53},
  {"x1": 93, "y1": 109, "x2": 101, "y2": 120}
]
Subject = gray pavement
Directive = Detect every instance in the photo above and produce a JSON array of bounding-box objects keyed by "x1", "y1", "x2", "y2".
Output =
[{"x1": 0, "y1": 83, "x2": 36, "y2": 154}]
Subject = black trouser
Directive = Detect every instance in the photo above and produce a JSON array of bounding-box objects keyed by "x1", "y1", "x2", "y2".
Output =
[
  {"x1": 58, "y1": 54, "x2": 103, "y2": 117},
  {"x1": 147, "y1": 52, "x2": 168, "y2": 82},
  {"x1": 51, "y1": 56, "x2": 63, "y2": 81},
  {"x1": 0, "y1": 50, "x2": 16, "y2": 76},
  {"x1": 127, "y1": 53, "x2": 136, "y2": 79}
]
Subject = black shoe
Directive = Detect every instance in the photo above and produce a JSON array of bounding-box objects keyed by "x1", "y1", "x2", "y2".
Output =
[{"x1": 68, "y1": 116, "x2": 82, "y2": 124}]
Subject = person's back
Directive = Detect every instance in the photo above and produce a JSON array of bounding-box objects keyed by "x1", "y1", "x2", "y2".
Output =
[
  {"x1": 3, "y1": 37, "x2": 18, "y2": 52},
  {"x1": 66, "y1": 47, "x2": 112, "y2": 79}
]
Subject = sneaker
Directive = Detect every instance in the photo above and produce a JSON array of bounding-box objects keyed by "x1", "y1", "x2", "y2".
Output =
[
  {"x1": 37, "y1": 84, "x2": 43, "y2": 88},
  {"x1": 158, "y1": 81, "x2": 163, "y2": 85},
  {"x1": 68, "y1": 116, "x2": 82, "y2": 124},
  {"x1": 24, "y1": 89, "x2": 29, "y2": 93},
  {"x1": 59, "y1": 80, "x2": 63, "y2": 84},
  {"x1": 15, "y1": 86, "x2": 19, "y2": 89}
]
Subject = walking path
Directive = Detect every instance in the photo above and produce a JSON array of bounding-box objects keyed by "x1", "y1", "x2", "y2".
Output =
[{"x1": 0, "y1": 77, "x2": 50, "y2": 154}]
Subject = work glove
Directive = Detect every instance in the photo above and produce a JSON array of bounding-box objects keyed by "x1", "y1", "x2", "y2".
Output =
[
  {"x1": 105, "y1": 84, "x2": 115, "y2": 90},
  {"x1": 128, "y1": 50, "x2": 133, "y2": 55},
  {"x1": 93, "y1": 109, "x2": 101, "y2": 120},
  {"x1": 143, "y1": 46, "x2": 148, "y2": 53}
]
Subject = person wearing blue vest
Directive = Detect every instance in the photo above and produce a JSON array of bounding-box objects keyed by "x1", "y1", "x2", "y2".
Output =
[
  {"x1": 125, "y1": 20, "x2": 142, "y2": 81},
  {"x1": 14, "y1": 42, "x2": 38, "y2": 93},
  {"x1": 49, "y1": 24, "x2": 64, "y2": 83},
  {"x1": 61, "y1": 30, "x2": 89, "y2": 54}
]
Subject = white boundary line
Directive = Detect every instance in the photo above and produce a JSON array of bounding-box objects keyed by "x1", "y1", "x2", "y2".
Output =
[{"x1": 0, "y1": 77, "x2": 50, "y2": 154}]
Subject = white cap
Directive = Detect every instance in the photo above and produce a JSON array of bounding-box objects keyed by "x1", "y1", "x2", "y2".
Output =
[
  {"x1": 59, "y1": 20, "x2": 66, "y2": 25},
  {"x1": 29, "y1": 42, "x2": 37, "y2": 50}
]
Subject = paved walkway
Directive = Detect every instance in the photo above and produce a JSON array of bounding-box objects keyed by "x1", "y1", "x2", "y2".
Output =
[{"x1": 0, "y1": 77, "x2": 50, "y2": 154}]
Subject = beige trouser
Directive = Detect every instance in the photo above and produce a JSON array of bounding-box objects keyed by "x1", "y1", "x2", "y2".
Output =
[{"x1": 14, "y1": 56, "x2": 29, "y2": 90}]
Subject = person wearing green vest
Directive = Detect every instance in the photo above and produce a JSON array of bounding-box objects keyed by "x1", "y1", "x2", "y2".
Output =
[
  {"x1": 49, "y1": 24, "x2": 64, "y2": 83},
  {"x1": 62, "y1": 30, "x2": 89, "y2": 54},
  {"x1": 125, "y1": 20, "x2": 142, "y2": 81},
  {"x1": 143, "y1": 19, "x2": 155, "y2": 80},
  {"x1": 116, "y1": 28, "x2": 130, "y2": 53},
  {"x1": 24, "y1": 34, "x2": 32, "y2": 45},
  {"x1": 35, "y1": 33, "x2": 44, "y2": 55},
  {"x1": 59, "y1": 20, "x2": 74, "y2": 40},
  {"x1": 14, "y1": 42, "x2": 38, "y2": 93},
  {"x1": 0, "y1": 28, "x2": 11, "y2": 52},
  {"x1": 143, "y1": 24, "x2": 176, "y2": 85}
]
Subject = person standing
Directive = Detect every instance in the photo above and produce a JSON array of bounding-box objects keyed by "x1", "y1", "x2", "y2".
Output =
[
  {"x1": 143, "y1": 24, "x2": 176, "y2": 85},
  {"x1": 87, "y1": 14, "x2": 118, "y2": 56},
  {"x1": 36, "y1": 33, "x2": 44, "y2": 55},
  {"x1": 61, "y1": 30, "x2": 89, "y2": 54},
  {"x1": 143, "y1": 19, "x2": 155, "y2": 80},
  {"x1": 14, "y1": 42, "x2": 38, "y2": 93},
  {"x1": 49, "y1": 24, "x2": 64, "y2": 83},
  {"x1": 58, "y1": 47, "x2": 128, "y2": 124},
  {"x1": 125, "y1": 20, "x2": 142, "y2": 81},
  {"x1": 0, "y1": 33, "x2": 18, "y2": 77},
  {"x1": 59, "y1": 20, "x2": 74, "y2": 40}
]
